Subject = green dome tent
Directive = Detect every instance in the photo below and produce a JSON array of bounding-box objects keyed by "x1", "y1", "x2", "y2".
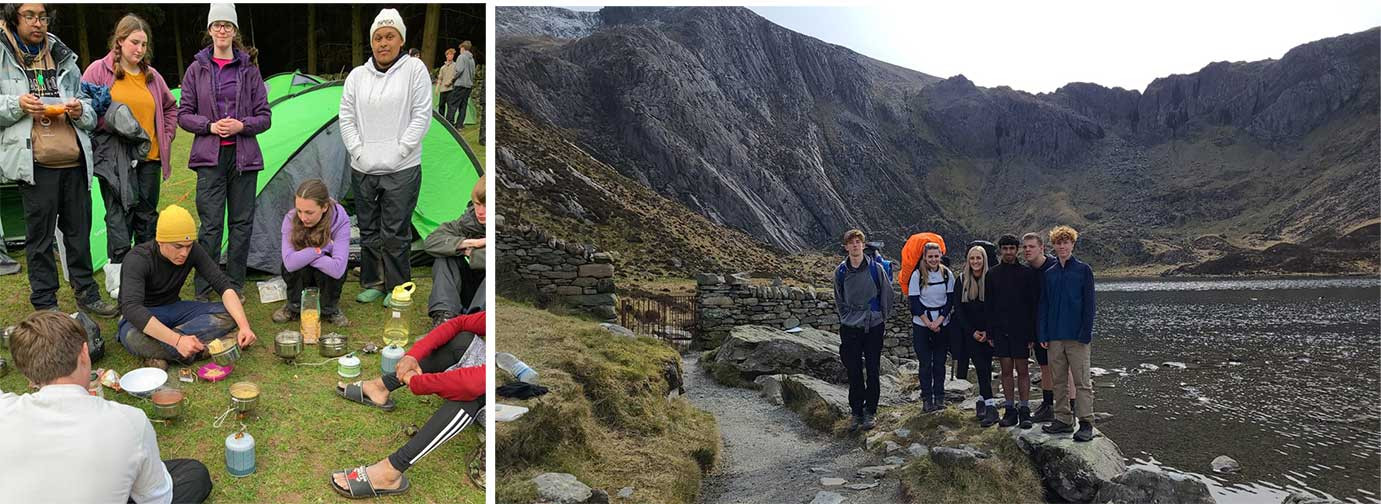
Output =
[
  {"x1": 243, "y1": 81, "x2": 482, "y2": 274},
  {"x1": 17, "y1": 79, "x2": 480, "y2": 274},
  {"x1": 170, "y1": 70, "x2": 324, "y2": 106}
]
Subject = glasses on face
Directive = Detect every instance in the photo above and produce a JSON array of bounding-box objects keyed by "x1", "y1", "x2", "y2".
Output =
[
  {"x1": 210, "y1": 22, "x2": 235, "y2": 33},
  {"x1": 19, "y1": 12, "x2": 49, "y2": 25}
]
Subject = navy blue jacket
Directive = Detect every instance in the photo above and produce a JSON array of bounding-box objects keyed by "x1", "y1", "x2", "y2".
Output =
[{"x1": 1037, "y1": 256, "x2": 1095, "y2": 343}]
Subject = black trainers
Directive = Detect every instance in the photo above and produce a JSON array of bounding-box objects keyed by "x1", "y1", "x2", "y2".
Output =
[
  {"x1": 922, "y1": 398, "x2": 934, "y2": 413},
  {"x1": 78, "y1": 298, "x2": 119, "y2": 318},
  {"x1": 980, "y1": 404, "x2": 1000, "y2": 427},
  {"x1": 430, "y1": 310, "x2": 456, "y2": 330},
  {"x1": 999, "y1": 406, "x2": 1019, "y2": 427},
  {"x1": 1042, "y1": 419, "x2": 1075, "y2": 434},
  {"x1": 1018, "y1": 405, "x2": 1033, "y2": 429},
  {"x1": 861, "y1": 414, "x2": 876, "y2": 430},
  {"x1": 1031, "y1": 401, "x2": 1055, "y2": 423},
  {"x1": 849, "y1": 415, "x2": 864, "y2": 431},
  {"x1": 974, "y1": 399, "x2": 986, "y2": 421},
  {"x1": 1073, "y1": 420, "x2": 1095, "y2": 442}
]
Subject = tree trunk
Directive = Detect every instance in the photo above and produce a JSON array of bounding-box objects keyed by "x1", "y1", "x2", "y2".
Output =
[
  {"x1": 173, "y1": 14, "x2": 185, "y2": 85},
  {"x1": 306, "y1": 4, "x2": 317, "y2": 74},
  {"x1": 74, "y1": 5, "x2": 90, "y2": 69},
  {"x1": 351, "y1": 5, "x2": 363, "y2": 68},
  {"x1": 420, "y1": 4, "x2": 440, "y2": 71}
]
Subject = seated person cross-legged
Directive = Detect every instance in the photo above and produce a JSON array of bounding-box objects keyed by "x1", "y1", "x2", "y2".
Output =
[
  {"x1": 329, "y1": 311, "x2": 486, "y2": 499},
  {"x1": 117, "y1": 205, "x2": 258, "y2": 369},
  {"x1": 0, "y1": 311, "x2": 213, "y2": 503}
]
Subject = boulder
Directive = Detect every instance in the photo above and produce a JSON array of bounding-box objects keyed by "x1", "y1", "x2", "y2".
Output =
[
  {"x1": 1282, "y1": 491, "x2": 1346, "y2": 504},
  {"x1": 599, "y1": 323, "x2": 636, "y2": 339},
  {"x1": 1211, "y1": 455, "x2": 1240, "y2": 473},
  {"x1": 710, "y1": 325, "x2": 897, "y2": 385},
  {"x1": 1093, "y1": 467, "x2": 1215, "y2": 504},
  {"x1": 753, "y1": 374, "x2": 786, "y2": 406},
  {"x1": 533, "y1": 473, "x2": 593, "y2": 503},
  {"x1": 929, "y1": 446, "x2": 987, "y2": 468},
  {"x1": 1011, "y1": 426, "x2": 1127, "y2": 502}
]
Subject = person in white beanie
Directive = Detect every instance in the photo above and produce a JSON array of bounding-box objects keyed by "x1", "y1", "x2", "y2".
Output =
[
  {"x1": 339, "y1": 8, "x2": 430, "y2": 307},
  {"x1": 177, "y1": 2, "x2": 271, "y2": 303}
]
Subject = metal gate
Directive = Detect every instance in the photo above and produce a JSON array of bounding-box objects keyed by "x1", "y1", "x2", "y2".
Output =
[{"x1": 618, "y1": 294, "x2": 698, "y2": 344}]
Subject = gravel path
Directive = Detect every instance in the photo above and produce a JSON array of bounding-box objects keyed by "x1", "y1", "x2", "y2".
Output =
[{"x1": 683, "y1": 354, "x2": 903, "y2": 504}]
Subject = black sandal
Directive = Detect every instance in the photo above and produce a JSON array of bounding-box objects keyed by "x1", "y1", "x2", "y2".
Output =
[
  {"x1": 336, "y1": 381, "x2": 396, "y2": 412},
  {"x1": 329, "y1": 466, "x2": 411, "y2": 499}
]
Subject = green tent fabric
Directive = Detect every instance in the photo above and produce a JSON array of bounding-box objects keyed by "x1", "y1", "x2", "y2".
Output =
[
  {"x1": 5, "y1": 79, "x2": 479, "y2": 274},
  {"x1": 244, "y1": 81, "x2": 482, "y2": 274},
  {"x1": 170, "y1": 71, "x2": 322, "y2": 106}
]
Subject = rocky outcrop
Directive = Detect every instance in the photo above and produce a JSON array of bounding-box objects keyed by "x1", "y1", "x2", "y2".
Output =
[
  {"x1": 494, "y1": 6, "x2": 601, "y2": 39},
  {"x1": 1011, "y1": 426, "x2": 1127, "y2": 502},
  {"x1": 498, "y1": 7, "x2": 1379, "y2": 272},
  {"x1": 1093, "y1": 467, "x2": 1216, "y2": 504},
  {"x1": 709, "y1": 325, "x2": 898, "y2": 384}
]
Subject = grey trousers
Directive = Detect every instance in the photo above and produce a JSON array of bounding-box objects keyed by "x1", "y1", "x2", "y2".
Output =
[
  {"x1": 429, "y1": 255, "x2": 485, "y2": 315},
  {"x1": 352, "y1": 166, "x2": 421, "y2": 292}
]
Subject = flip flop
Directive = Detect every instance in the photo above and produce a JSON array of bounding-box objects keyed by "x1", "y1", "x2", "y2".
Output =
[
  {"x1": 329, "y1": 466, "x2": 411, "y2": 499},
  {"x1": 336, "y1": 381, "x2": 396, "y2": 412}
]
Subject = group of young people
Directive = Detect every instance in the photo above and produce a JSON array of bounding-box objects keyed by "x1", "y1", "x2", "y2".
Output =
[
  {"x1": 0, "y1": 3, "x2": 488, "y2": 502},
  {"x1": 834, "y1": 226, "x2": 1098, "y2": 442}
]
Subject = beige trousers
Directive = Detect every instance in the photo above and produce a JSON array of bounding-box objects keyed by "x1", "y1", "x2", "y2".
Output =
[{"x1": 1049, "y1": 339, "x2": 1093, "y2": 424}]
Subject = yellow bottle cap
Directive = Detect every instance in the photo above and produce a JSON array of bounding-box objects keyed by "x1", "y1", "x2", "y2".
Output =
[{"x1": 391, "y1": 282, "x2": 416, "y2": 303}]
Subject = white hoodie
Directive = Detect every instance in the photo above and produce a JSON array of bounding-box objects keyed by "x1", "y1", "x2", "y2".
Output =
[{"x1": 339, "y1": 53, "x2": 432, "y2": 175}]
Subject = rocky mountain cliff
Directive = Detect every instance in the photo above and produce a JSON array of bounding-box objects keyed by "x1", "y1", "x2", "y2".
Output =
[{"x1": 497, "y1": 6, "x2": 1379, "y2": 275}]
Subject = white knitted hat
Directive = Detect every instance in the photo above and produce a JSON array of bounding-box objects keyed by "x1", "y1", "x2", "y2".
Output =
[
  {"x1": 370, "y1": 8, "x2": 406, "y2": 41},
  {"x1": 207, "y1": 3, "x2": 238, "y2": 30}
]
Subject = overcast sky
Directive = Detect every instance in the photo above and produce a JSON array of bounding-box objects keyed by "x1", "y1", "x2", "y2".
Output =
[{"x1": 564, "y1": 2, "x2": 1380, "y2": 94}]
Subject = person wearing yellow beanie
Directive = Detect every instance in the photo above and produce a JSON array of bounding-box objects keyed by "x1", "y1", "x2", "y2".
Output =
[{"x1": 113, "y1": 205, "x2": 258, "y2": 369}]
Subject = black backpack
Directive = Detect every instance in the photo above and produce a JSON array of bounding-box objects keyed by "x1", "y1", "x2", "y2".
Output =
[{"x1": 72, "y1": 312, "x2": 105, "y2": 362}]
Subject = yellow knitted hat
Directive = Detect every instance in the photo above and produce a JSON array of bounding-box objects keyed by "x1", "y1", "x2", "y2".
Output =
[{"x1": 156, "y1": 205, "x2": 197, "y2": 243}]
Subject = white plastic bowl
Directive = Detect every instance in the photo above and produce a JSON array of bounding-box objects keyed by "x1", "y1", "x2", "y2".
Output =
[{"x1": 119, "y1": 367, "x2": 168, "y2": 399}]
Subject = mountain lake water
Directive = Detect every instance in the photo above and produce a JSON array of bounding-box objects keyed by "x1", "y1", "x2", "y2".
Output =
[{"x1": 1089, "y1": 276, "x2": 1380, "y2": 503}]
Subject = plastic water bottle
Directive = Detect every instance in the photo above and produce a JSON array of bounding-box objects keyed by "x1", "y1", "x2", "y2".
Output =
[{"x1": 496, "y1": 352, "x2": 538, "y2": 384}]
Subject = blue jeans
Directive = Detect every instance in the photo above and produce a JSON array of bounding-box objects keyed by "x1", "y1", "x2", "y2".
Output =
[
  {"x1": 912, "y1": 322, "x2": 949, "y2": 403},
  {"x1": 118, "y1": 301, "x2": 235, "y2": 361}
]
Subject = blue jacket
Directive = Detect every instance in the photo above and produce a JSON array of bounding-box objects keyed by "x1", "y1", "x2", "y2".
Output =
[{"x1": 1037, "y1": 256, "x2": 1095, "y2": 343}]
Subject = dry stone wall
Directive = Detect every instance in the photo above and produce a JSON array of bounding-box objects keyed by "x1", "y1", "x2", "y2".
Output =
[
  {"x1": 695, "y1": 272, "x2": 917, "y2": 359},
  {"x1": 496, "y1": 221, "x2": 618, "y2": 320}
]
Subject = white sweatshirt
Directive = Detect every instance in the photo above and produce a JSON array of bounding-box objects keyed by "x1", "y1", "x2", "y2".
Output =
[{"x1": 339, "y1": 54, "x2": 433, "y2": 175}]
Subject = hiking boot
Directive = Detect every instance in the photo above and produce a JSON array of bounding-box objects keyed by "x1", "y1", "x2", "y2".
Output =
[
  {"x1": 1042, "y1": 419, "x2": 1075, "y2": 435},
  {"x1": 974, "y1": 400, "x2": 985, "y2": 421},
  {"x1": 922, "y1": 398, "x2": 934, "y2": 412},
  {"x1": 143, "y1": 358, "x2": 169, "y2": 371},
  {"x1": 980, "y1": 404, "x2": 1000, "y2": 427},
  {"x1": 79, "y1": 298, "x2": 119, "y2": 318},
  {"x1": 272, "y1": 305, "x2": 299, "y2": 324},
  {"x1": 326, "y1": 312, "x2": 351, "y2": 327},
  {"x1": 356, "y1": 288, "x2": 385, "y2": 304},
  {"x1": 999, "y1": 406, "x2": 1019, "y2": 427},
  {"x1": 861, "y1": 414, "x2": 876, "y2": 430},
  {"x1": 1018, "y1": 405, "x2": 1033, "y2": 429},
  {"x1": 1074, "y1": 420, "x2": 1095, "y2": 442},
  {"x1": 1031, "y1": 401, "x2": 1055, "y2": 423},
  {"x1": 849, "y1": 415, "x2": 864, "y2": 431},
  {"x1": 430, "y1": 310, "x2": 456, "y2": 330}
]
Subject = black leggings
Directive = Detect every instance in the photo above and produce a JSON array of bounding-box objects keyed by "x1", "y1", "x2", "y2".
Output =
[
  {"x1": 953, "y1": 329, "x2": 995, "y2": 400},
  {"x1": 380, "y1": 332, "x2": 484, "y2": 472}
]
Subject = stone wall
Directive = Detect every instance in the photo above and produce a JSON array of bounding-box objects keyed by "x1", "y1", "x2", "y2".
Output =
[
  {"x1": 696, "y1": 272, "x2": 918, "y2": 359},
  {"x1": 496, "y1": 220, "x2": 618, "y2": 320}
]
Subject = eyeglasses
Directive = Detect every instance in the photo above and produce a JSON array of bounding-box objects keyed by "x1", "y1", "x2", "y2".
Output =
[
  {"x1": 210, "y1": 22, "x2": 235, "y2": 32},
  {"x1": 19, "y1": 13, "x2": 50, "y2": 25}
]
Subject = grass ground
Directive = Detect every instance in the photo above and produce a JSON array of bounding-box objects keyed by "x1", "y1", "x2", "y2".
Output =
[
  {"x1": 0, "y1": 121, "x2": 486, "y2": 503},
  {"x1": 495, "y1": 298, "x2": 720, "y2": 504}
]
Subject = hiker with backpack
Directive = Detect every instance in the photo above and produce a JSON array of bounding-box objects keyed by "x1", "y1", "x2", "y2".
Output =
[
  {"x1": 955, "y1": 245, "x2": 998, "y2": 426},
  {"x1": 81, "y1": 13, "x2": 179, "y2": 301},
  {"x1": 906, "y1": 240, "x2": 955, "y2": 413},
  {"x1": 177, "y1": 3, "x2": 272, "y2": 302},
  {"x1": 0, "y1": 3, "x2": 118, "y2": 318},
  {"x1": 340, "y1": 8, "x2": 432, "y2": 307},
  {"x1": 832, "y1": 229, "x2": 893, "y2": 431}
]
